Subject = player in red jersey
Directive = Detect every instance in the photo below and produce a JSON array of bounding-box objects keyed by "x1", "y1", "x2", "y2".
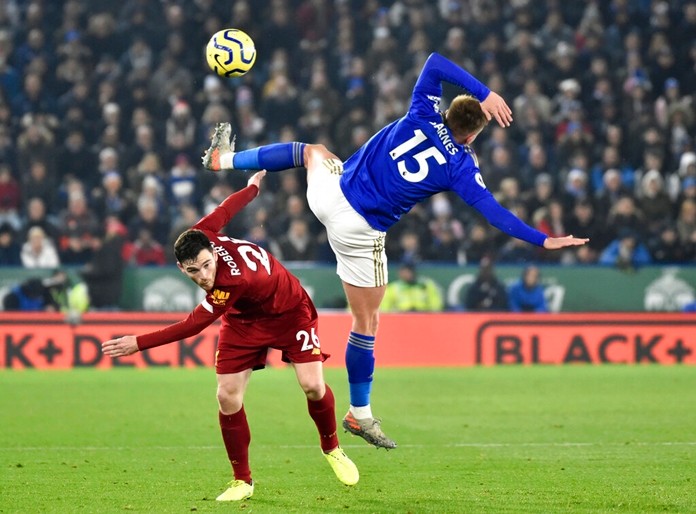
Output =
[{"x1": 101, "y1": 171, "x2": 358, "y2": 502}]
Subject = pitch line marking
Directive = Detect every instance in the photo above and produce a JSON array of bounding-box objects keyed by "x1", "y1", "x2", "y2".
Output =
[{"x1": 2, "y1": 441, "x2": 695, "y2": 451}]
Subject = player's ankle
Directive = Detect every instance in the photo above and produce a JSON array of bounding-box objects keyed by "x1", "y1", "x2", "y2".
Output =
[
  {"x1": 220, "y1": 152, "x2": 235, "y2": 169},
  {"x1": 349, "y1": 405, "x2": 373, "y2": 419}
]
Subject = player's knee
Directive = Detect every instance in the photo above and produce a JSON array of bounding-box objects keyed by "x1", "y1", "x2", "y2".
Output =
[
  {"x1": 298, "y1": 377, "x2": 326, "y2": 401},
  {"x1": 216, "y1": 385, "x2": 243, "y2": 414}
]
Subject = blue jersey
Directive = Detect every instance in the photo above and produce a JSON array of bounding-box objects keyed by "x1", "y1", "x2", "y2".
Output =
[{"x1": 339, "y1": 53, "x2": 547, "y2": 247}]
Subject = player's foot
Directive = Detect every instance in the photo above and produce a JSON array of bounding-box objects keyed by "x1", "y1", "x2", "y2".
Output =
[
  {"x1": 202, "y1": 122, "x2": 234, "y2": 171},
  {"x1": 323, "y1": 447, "x2": 359, "y2": 486},
  {"x1": 215, "y1": 479, "x2": 254, "y2": 501},
  {"x1": 342, "y1": 412, "x2": 397, "y2": 449}
]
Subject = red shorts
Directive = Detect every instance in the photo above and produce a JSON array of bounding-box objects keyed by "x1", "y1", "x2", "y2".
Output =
[{"x1": 215, "y1": 294, "x2": 330, "y2": 374}]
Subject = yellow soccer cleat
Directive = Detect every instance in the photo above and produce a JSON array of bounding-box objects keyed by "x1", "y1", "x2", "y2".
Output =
[
  {"x1": 323, "y1": 447, "x2": 359, "y2": 486},
  {"x1": 215, "y1": 479, "x2": 254, "y2": 501}
]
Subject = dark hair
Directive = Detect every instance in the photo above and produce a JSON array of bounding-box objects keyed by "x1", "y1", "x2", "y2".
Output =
[
  {"x1": 445, "y1": 94, "x2": 488, "y2": 139},
  {"x1": 174, "y1": 229, "x2": 212, "y2": 264}
]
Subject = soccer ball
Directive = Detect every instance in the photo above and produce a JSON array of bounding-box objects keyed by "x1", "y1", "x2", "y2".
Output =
[{"x1": 205, "y1": 29, "x2": 256, "y2": 78}]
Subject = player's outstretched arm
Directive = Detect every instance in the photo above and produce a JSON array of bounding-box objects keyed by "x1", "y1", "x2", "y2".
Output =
[
  {"x1": 480, "y1": 91, "x2": 513, "y2": 127},
  {"x1": 413, "y1": 53, "x2": 513, "y2": 128},
  {"x1": 246, "y1": 170, "x2": 266, "y2": 190},
  {"x1": 543, "y1": 235, "x2": 590, "y2": 250},
  {"x1": 194, "y1": 172, "x2": 266, "y2": 232},
  {"x1": 102, "y1": 335, "x2": 139, "y2": 357}
]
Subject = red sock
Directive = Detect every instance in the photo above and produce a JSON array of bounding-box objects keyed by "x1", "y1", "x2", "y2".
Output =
[
  {"x1": 219, "y1": 407, "x2": 252, "y2": 484},
  {"x1": 307, "y1": 384, "x2": 339, "y2": 452}
]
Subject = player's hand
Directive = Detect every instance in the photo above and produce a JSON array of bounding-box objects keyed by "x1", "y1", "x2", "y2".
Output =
[
  {"x1": 247, "y1": 170, "x2": 267, "y2": 192},
  {"x1": 102, "y1": 336, "x2": 139, "y2": 357},
  {"x1": 543, "y1": 235, "x2": 590, "y2": 250},
  {"x1": 481, "y1": 91, "x2": 513, "y2": 127}
]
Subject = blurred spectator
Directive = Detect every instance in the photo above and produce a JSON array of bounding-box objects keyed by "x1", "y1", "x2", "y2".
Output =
[
  {"x1": 565, "y1": 199, "x2": 608, "y2": 257},
  {"x1": 498, "y1": 237, "x2": 538, "y2": 264},
  {"x1": 519, "y1": 143, "x2": 551, "y2": 190},
  {"x1": 590, "y1": 145, "x2": 635, "y2": 195},
  {"x1": 599, "y1": 229, "x2": 652, "y2": 270},
  {"x1": 128, "y1": 228, "x2": 166, "y2": 266},
  {"x1": 464, "y1": 257, "x2": 508, "y2": 312},
  {"x1": 606, "y1": 196, "x2": 645, "y2": 241},
  {"x1": 595, "y1": 168, "x2": 631, "y2": 219},
  {"x1": 20, "y1": 225, "x2": 60, "y2": 268},
  {"x1": 21, "y1": 197, "x2": 59, "y2": 244},
  {"x1": 637, "y1": 170, "x2": 673, "y2": 236},
  {"x1": 523, "y1": 173, "x2": 554, "y2": 219},
  {"x1": 426, "y1": 193, "x2": 465, "y2": 262},
  {"x1": 508, "y1": 265, "x2": 548, "y2": 313},
  {"x1": 649, "y1": 222, "x2": 694, "y2": 263},
  {"x1": 561, "y1": 168, "x2": 589, "y2": 212},
  {"x1": 22, "y1": 159, "x2": 56, "y2": 214},
  {"x1": 272, "y1": 218, "x2": 317, "y2": 261},
  {"x1": 80, "y1": 217, "x2": 126, "y2": 310},
  {"x1": 165, "y1": 100, "x2": 196, "y2": 161},
  {"x1": 58, "y1": 189, "x2": 99, "y2": 254},
  {"x1": 167, "y1": 153, "x2": 198, "y2": 209},
  {"x1": 676, "y1": 198, "x2": 696, "y2": 248},
  {"x1": 0, "y1": 222, "x2": 21, "y2": 265},
  {"x1": 393, "y1": 230, "x2": 424, "y2": 265},
  {"x1": 461, "y1": 222, "x2": 494, "y2": 264},
  {"x1": 0, "y1": 164, "x2": 21, "y2": 230},
  {"x1": 534, "y1": 198, "x2": 567, "y2": 240},
  {"x1": 129, "y1": 192, "x2": 169, "y2": 246},
  {"x1": 57, "y1": 129, "x2": 95, "y2": 186},
  {"x1": 381, "y1": 263, "x2": 443, "y2": 312},
  {"x1": 91, "y1": 171, "x2": 136, "y2": 222},
  {"x1": 3, "y1": 277, "x2": 56, "y2": 311}
]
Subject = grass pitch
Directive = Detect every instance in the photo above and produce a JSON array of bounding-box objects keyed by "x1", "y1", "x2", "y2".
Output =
[{"x1": 1, "y1": 366, "x2": 695, "y2": 513}]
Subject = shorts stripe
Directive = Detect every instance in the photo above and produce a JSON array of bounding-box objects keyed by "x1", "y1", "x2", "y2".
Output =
[{"x1": 373, "y1": 234, "x2": 386, "y2": 287}]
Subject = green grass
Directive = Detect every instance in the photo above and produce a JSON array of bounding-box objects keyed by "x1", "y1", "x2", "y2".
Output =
[{"x1": 1, "y1": 366, "x2": 695, "y2": 513}]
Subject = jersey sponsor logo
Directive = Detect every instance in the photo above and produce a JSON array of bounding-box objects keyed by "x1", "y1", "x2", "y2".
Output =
[
  {"x1": 428, "y1": 121, "x2": 458, "y2": 155},
  {"x1": 213, "y1": 244, "x2": 241, "y2": 276},
  {"x1": 210, "y1": 289, "x2": 230, "y2": 305},
  {"x1": 426, "y1": 94, "x2": 441, "y2": 113}
]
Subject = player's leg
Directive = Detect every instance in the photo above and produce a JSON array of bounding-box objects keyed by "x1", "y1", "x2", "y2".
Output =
[
  {"x1": 293, "y1": 360, "x2": 359, "y2": 486},
  {"x1": 216, "y1": 369, "x2": 255, "y2": 501},
  {"x1": 202, "y1": 122, "x2": 306, "y2": 172},
  {"x1": 305, "y1": 175, "x2": 397, "y2": 449},
  {"x1": 341, "y1": 282, "x2": 396, "y2": 449}
]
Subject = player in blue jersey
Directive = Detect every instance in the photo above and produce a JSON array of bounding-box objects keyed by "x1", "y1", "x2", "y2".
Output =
[{"x1": 203, "y1": 52, "x2": 589, "y2": 449}]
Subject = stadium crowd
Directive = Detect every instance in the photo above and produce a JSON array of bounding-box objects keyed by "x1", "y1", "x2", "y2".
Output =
[{"x1": 0, "y1": 0, "x2": 694, "y2": 271}]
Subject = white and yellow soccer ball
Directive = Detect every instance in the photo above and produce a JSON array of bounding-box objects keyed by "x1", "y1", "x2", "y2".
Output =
[{"x1": 205, "y1": 28, "x2": 256, "y2": 77}]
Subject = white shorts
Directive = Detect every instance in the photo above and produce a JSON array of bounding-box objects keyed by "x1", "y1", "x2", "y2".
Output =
[{"x1": 306, "y1": 158, "x2": 388, "y2": 287}]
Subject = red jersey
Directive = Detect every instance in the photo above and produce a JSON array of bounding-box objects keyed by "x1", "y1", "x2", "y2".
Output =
[{"x1": 137, "y1": 185, "x2": 309, "y2": 351}]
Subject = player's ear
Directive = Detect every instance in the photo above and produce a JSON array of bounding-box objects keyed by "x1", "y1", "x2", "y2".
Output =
[{"x1": 176, "y1": 262, "x2": 185, "y2": 274}]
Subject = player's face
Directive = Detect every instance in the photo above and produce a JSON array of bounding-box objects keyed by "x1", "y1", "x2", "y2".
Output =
[{"x1": 178, "y1": 248, "x2": 218, "y2": 291}]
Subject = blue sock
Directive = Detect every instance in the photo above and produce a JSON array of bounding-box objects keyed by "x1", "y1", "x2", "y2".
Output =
[
  {"x1": 345, "y1": 332, "x2": 375, "y2": 407},
  {"x1": 232, "y1": 142, "x2": 305, "y2": 171}
]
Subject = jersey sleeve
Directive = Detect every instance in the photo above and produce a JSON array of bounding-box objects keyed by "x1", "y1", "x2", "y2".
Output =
[
  {"x1": 136, "y1": 302, "x2": 223, "y2": 351},
  {"x1": 471, "y1": 196, "x2": 548, "y2": 247},
  {"x1": 409, "y1": 53, "x2": 491, "y2": 118},
  {"x1": 194, "y1": 184, "x2": 259, "y2": 233}
]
